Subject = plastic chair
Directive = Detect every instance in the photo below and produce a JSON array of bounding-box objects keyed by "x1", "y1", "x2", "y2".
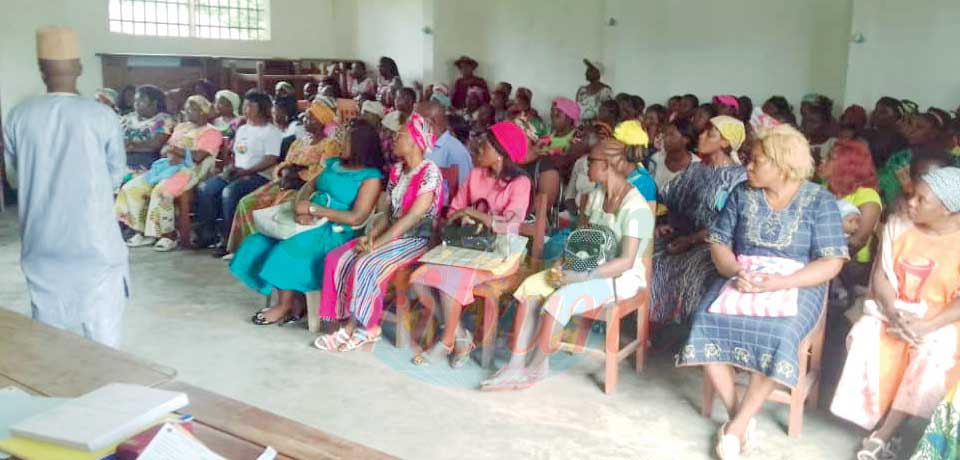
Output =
[
  {"x1": 700, "y1": 285, "x2": 829, "y2": 438},
  {"x1": 472, "y1": 192, "x2": 549, "y2": 368},
  {"x1": 555, "y1": 257, "x2": 652, "y2": 394}
]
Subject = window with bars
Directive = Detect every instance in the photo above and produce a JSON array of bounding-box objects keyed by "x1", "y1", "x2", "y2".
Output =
[{"x1": 108, "y1": 0, "x2": 270, "y2": 41}]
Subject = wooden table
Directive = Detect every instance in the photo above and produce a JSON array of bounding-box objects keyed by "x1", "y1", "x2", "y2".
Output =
[{"x1": 0, "y1": 309, "x2": 395, "y2": 460}]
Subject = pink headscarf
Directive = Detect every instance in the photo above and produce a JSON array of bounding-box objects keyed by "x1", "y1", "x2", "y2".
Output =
[
  {"x1": 712, "y1": 95, "x2": 740, "y2": 112},
  {"x1": 552, "y1": 97, "x2": 581, "y2": 125},
  {"x1": 405, "y1": 112, "x2": 437, "y2": 154},
  {"x1": 489, "y1": 121, "x2": 528, "y2": 164}
]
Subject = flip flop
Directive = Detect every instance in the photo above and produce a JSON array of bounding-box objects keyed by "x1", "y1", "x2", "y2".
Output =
[{"x1": 251, "y1": 308, "x2": 288, "y2": 326}]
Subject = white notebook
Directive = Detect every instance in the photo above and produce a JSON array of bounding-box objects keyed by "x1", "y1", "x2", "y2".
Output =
[{"x1": 9, "y1": 383, "x2": 189, "y2": 452}]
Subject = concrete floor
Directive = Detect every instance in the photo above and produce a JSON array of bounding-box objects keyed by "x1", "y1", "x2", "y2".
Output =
[{"x1": 0, "y1": 208, "x2": 924, "y2": 459}]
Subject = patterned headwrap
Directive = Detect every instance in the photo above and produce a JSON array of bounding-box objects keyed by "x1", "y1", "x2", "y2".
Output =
[
  {"x1": 185, "y1": 94, "x2": 214, "y2": 117},
  {"x1": 710, "y1": 115, "x2": 746, "y2": 157},
  {"x1": 712, "y1": 95, "x2": 740, "y2": 112},
  {"x1": 361, "y1": 100, "x2": 385, "y2": 118},
  {"x1": 921, "y1": 167, "x2": 960, "y2": 212},
  {"x1": 95, "y1": 88, "x2": 119, "y2": 105},
  {"x1": 214, "y1": 89, "x2": 241, "y2": 116},
  {"x1": 405, "y1": 112, "x2": 437, "y2": 153},
  {"x1": 837, "y1": 199, "x2": 861, "y2": 217},
  {"x1": 275, "y1": 81, "x2": 294, "y2": 95},
  {"x1": 613, "y1": 120, "x2": 649, "y2": 147},
  {"x1": 552, "y1": 97, "x2": 581, "y2": 125},
  {"x1": 432, "y1": 82, "x2": 450, "y2": 96},
  {"x1": 308, "y1": 101, "x2": 336, "y2": 127},
  {"x1": 383, "y1": 110, "x2": 402, "y2": 132},
  {"x1": 749, "y1": 107, "x2": 782, "y2": 133}
]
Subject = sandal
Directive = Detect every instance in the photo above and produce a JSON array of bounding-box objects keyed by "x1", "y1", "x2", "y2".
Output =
[
  {"x1": 715, "y1": 423, "x2": 741, "y2": 460},
  {"x1": 313, "y1": 328, "x2": 351, "y2": 351},
  {"x1": 251, "y1": 307, "x2": 288, "y2": 326},
  {"x1": 337, "y1": 327, "x2": 382, "y2": 352},
  {"x1": 449, "y1": 330, "x2": 476, "y2": 369},
  {"x1": 857, "y1": 432, "x2": 896, "y2": 460},
  {"x1": 412, "y1": 342, "x2": 454, "y2": 366},
  {"x1": 479, "y1": 366, "x2": 545, "y2": 392}
]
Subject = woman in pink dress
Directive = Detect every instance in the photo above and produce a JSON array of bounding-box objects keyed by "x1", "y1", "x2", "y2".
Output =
[{"x1": 409, "y1": 121, "x2": 532, "y2": 367}]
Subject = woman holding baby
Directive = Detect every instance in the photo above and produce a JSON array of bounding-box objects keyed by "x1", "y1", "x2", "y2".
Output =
[{"x1": 832, "y1": 166, "x2": 960, "y2": 460}]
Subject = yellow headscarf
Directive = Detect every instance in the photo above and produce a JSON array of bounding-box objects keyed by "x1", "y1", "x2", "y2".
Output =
[
  {"x1": 710, "y1": 115, "x2": 746, "y2": 154},
  {"x1": 185, "y1": 94, "x2": 213, "y2": 117},
  {"x1": 613, "y1": 120, "x2": 649, "y2": 147},
  {"x1": 308, "y1": 101, "x2": 336, "y2": 127}
]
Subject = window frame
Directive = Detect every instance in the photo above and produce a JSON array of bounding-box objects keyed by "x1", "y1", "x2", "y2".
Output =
[{"x1": 107, "y1": 0, "x2": 271, "y2": 41}]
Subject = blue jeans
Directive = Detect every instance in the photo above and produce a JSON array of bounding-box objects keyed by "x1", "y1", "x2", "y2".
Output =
[{"x1": 195, "y1": 174, "x2": 269, "y2": 243}]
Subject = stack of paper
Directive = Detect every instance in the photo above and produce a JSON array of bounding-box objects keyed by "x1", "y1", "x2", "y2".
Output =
[{"x1": 10, "y1": 383, "x2": 189, "y2": 452}]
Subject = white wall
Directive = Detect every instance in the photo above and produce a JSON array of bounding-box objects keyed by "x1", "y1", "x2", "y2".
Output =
[
  {"x1": 433, "y1": 0, "x2": 604, "y2": 112},
  {"x1": 0, "y1": 0, "x2": 342, "y2": 117},
  {"x1": 345, "y1": 0, "x2": 427, "y2": 88},
  {"x1": 844, "y1": 0, "x2": 960, "y2": 110},
  {"x1": 430, "y1": 0, "x2": 852, "y2": 115}
]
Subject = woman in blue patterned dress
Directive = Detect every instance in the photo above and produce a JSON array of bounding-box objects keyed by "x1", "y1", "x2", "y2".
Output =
[
  {"x1": 650, "y1": 116, "x2": 748, "y2": 324},
  {"x1": 676, "y1": 125, "x2": 848, "y2": 459}
]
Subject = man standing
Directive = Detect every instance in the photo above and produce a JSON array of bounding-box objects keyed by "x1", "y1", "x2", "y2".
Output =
[{"x1": 3, "y1": 26, "x2": 129, "y2": 347}]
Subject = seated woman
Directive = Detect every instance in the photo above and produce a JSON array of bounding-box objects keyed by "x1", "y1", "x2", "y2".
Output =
[
  {"x1": 480, "y1": 138, "x2": 655, "y2": 391},
  {"x1": 818, "y1": 139, "x2": 882, "y2": 305},
  {"x1": 116, "y1": 95, "x2": 223, "y2": 251},
  {"x1": 273, "y1": 95, "x2": 307, "y2": 141},
  {"x1": 195, "y1": 90, "x2": 283, "y2": 252},
  {"x1": 121, "y1": 84, "x2": 174, "y2": 170},
  {"x1": 676, "y1": 124, "x2": 848, "y2": 459},
  {"x1": 225, "y1": 102, "x2": 341, "y2": 253},
  {"x1": 648, "y1": 118, "x2": 700, "y2": 191},
  {"x1": 211, "y1": 90, "x2": 242, "y2": 140},
  {"x1": 650, "y1": 116, "x2": 747, "y2": 325},
  {"x1": 409, "y1": 121, "x2": 531, "y2": 367},
  {"x1": 315, "y1": 113, "x2": 444, "y2": 352},
  {"x1": 832, "y1": 167, "x2": 960, "y2": 460},
  {"x1": 523, "y1": 98, "x2": 581, "y2": 213},
  {"x1": 230, "y1": 120, "x2": 384, "y2": 324},
  {"x1": 878, "y1": 111, "x2": 948, "y2": 208}
]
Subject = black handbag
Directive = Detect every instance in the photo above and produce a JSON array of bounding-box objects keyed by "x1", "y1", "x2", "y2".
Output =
[
  {"x1": 441, "y1": 199, "x2": 497, "y2": 252},
  {"x1": 562, "y1": 224, "x2": 619, "y2": 272}
]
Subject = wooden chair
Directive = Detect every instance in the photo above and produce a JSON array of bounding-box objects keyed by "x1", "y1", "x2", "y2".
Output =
[
  {"x1": 555, "y1": 257, "x2": 652, "y2": 395},
  {"x1": 472, "y1": 193, "x2": 549, "y2": 368},
  {"x1": 385, "y1": 165, "x2": 459, "y2": 349},
  {"x1": 337, "y1": 98, "x2": 360, "y2": 123},
  {"x1": 700, "y1": 286, "x2": 829, "y2": 438}
]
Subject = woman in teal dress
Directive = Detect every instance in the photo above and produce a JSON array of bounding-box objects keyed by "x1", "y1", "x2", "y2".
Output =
[{"x1": 230, "y1": 120, "x2": 385, "y2": 325}]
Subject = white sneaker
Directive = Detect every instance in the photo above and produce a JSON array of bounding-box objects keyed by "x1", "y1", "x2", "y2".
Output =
[
  {"x1": 126, "y1": 234, "x2": 157, "y2": 248},
  {"x1": 220, "y1": 253, "x2": 234, "y2": 261},
  {"x1": 153, "y1": 237, "x2": 178, "y2": 252}
]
